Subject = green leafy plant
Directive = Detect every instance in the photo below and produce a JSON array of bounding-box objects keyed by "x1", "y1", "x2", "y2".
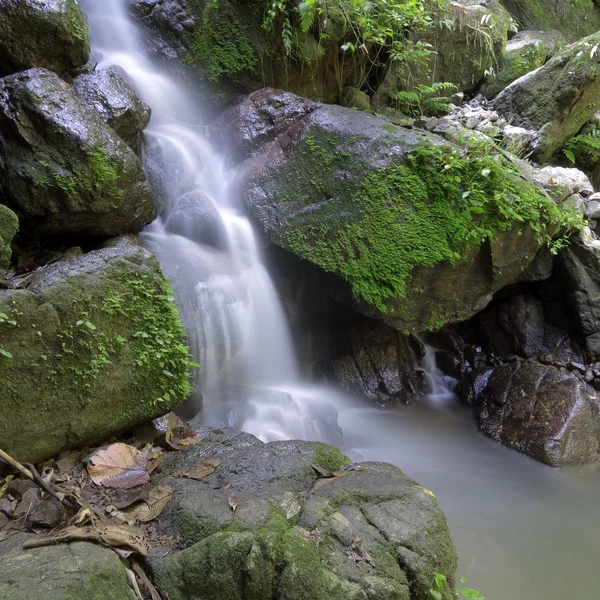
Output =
[
  {"x1": 428, "y1": 570, "x2": 487, "y2": 600},
  {"x1": 563, "y1": 126, "x2": 600, "y2": 168},
  {"x1": 390, "y1": 81, "x2": 457, "y2": 116}
]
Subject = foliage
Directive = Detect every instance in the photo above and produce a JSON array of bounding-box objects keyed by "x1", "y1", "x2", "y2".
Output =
[
  {"x1": 563, "y1": 126, "x2": 600, "y2": 167},
  {"x1": 390, "y1": 81, "x2": 457, "y2": 116},
  {"x1": 429, "y1": 570, "x2": 487, "y2": 600}
]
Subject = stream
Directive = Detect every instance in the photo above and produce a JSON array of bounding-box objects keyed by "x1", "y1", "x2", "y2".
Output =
[{"x1": 81, "y1": 1, "x2": 600, "y2": 598}]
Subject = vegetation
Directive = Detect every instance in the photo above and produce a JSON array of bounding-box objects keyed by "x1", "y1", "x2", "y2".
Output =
[
  {"x1": 390, "y1": 81, "x2": 457, "y2": 116},
  {"x1": 429, "y1": 570, "x2": 486, "y2": 600},
  {"x1": 563, "y1": 126, "x2": 600, "y2": 168}
]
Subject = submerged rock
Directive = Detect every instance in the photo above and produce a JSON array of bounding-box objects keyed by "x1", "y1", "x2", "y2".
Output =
[
  {"x1": 72, "y1": 69, "x2": 151, "y2": 150},
  {"x1": 471, "y1": 360, "x2": 600, "y2": 467},
  {"x1": 0, "y1": 0, "x2": 90, "y2": 79},
  {"x1": 0, "y1": 237, "x2": 192, "y2": 463},
  {"x1": 0, "y1": 68, "x2": 156, "y2": 238},
  {"x1": 494, "y1": 32, "x2": 600, "y2": 163},
  {"x1": 0, "y1": 204, "x2": 18, "y2": 267},
  {"x1": 0, "y1": 533, "x2": 136, "y2": 600},
  {"x1": 150, "y1": 430, "x2": 458, "y2": 600},
  {"x1": 221, "y1": 89, "x2": 573, "y2": 333}
]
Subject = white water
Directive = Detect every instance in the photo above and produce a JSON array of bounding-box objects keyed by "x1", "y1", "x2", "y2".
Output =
[{"x1": 82, "y1": 2, "x2": 600, "y2": 598}]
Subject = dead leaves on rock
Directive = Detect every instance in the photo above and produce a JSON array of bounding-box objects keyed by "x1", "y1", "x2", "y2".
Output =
[
  {"x1": 165, "y1": 413, "x2": 204, "y2": 450},
  {"x1": 87, "y1": 443, "x2": 149, "y2": 489},
  {"x1": 112, "y1": 486, "x2": 174, "y2": 524},
  {"x1": 348, "y1": 535, "x2": 376, "y2": 568},
  {"x1": 228, "y1": 490, "x2": 239, "y2": 513},
  {"x1": 180, "y1": 458, "x2": 221, "y2": 481}
]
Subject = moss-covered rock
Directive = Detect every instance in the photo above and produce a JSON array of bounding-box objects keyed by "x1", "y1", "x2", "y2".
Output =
[
  {"x1": 480, "y1": 30, "x2": 548, "y2": 98},
  {"x1": 373, "y1": 0, "x2": 512, "y2": 105},
  {"x1": 150, "y1": 431, "x2": 457, "y2": 600},
  {"x1": 0, "y1": 237, "x2": 192, "y2": 463},
  {"x1": 0, "y1": 204, "x2": 18, "y2": 267},
  {"x1": 221, "y1": 89, "x2": 578, "y2": 333},
  {"x1": 72, "y1": 69, "x2": 151, "y2": 151},
  {"x1": 500, "y1": 0, "x2": 600, "y2": 42},
  {"x1": 494, "y1": 31, "x2": 600, "y2": 163},
  {"x1": 0, "y1": 533, "x2": 136, "y2": 600},
  {"x1": 0, "y1": 0, "x2": 90, "y2": 79},
  {"x1": 0, "y1": 68, "x2": 156, "y2": 238}
]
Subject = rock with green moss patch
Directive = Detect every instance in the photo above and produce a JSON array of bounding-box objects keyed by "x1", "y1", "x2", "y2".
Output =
[
  {"x1": 494, "y1": 31, "x2": 600, "y2": 163},
  {"x1": 0, "y1": 204, "x2": 18, "y2": 267},
  {"x1": 0, "y1": 0, "x2": 90, "y2": 79},
  {"x1": 480, "y1": 31, "x2": 548, "y2": 98},
  {"x1": 500, "y1": 0, "x2": 600, "y2": 42},
  {"x1": 0, "y1": 237, "x2": 192, "y2": 463},
  {"x1": 0, "y1": 68, "x2": 156, "y2": 238},
  {"x1": 220, "y1": 89, "x2": 577, "y2": 333},
  {"x1": 149, "y1": 430, "x2": 457, "y2": 600},
  {"x1": 0, "y1": 533, "x2": 136, "y2": 600}
]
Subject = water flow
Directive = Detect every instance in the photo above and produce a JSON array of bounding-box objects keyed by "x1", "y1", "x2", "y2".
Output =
[{"x1": 81, "y1": 0, "x2": 341, "y2": 445}]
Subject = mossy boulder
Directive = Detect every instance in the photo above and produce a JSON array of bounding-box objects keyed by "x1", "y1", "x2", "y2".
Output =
[
  {"x1": 373, "y1": 0, "x2": 512, "y2": 106},
  {"x1": 0, "y1": 533, "x2": 136, "y2": 600},
  {"x1": 0, "y1": 0, "x2": 90, "y2": 79},
  {"x1": 222, "y1": 89, "x2": 576, "y2": 333},
  {"x1": 499, "y1": 0, "x2": 600, "y2": 42},
  {"x1": 0, "y1": 68, "x2": 156, "y2": 239},
  {"x1": 72, "y1": 69, "x2": 151, "y2": 151},
  {"x1": 0, "y1": 237, "x2": 192, "y2": 463},
  {"x1": 136, "y1": 0, "x2": 352, "y2": 104},
  {"x1": 0, "y1": 204, "x2": 18, "y2": 267},
  {"x1": 150, "y1": 430, "x2": 457, "y2": 600},
  {"x1": 494, "y1": 31, "x2": 600, "y2": 163},
  {"x1": 480, "y1": 30, "x2": 548, "y2": 98}
]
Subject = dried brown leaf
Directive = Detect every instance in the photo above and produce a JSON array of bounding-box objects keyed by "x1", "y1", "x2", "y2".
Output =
[
  {"x1": 111, "y1": 488, "x2": 150, "y2": 510},
  {"x1": 348, "y1": 535, "x2": 375, "y2": 568},
  {"x1": 120, "y1": 486, "x2": 173, "y2": 523},
  {"x1": 87, "y1": 444, "x2": 149, "y2": 489},
  {"x1": 228, "y1": 490, "x2": 239, "y2": 513},
  {"x1": 132, "y1": 561, "x2": 162, "y2": 600},
  {"x1": 309, "y1": 471, "x2": 352, "y2": 495},
  {"x1": 311, "y1": 464, "x2": 332, "y2": 478},
  {"x1": 177, "y1": 437, "x2": 204, "y2": 448},
  {"x1": 181, "y1": 459, "x2": 220, "y2": 481}
]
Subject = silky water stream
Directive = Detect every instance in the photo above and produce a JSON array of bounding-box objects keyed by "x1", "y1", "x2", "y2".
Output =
[{"x1": 82, "y1": 2, "x2": 600, "y2": 597}]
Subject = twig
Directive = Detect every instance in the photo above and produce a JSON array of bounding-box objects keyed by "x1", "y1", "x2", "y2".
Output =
[{"x1": 0, "y1": 448, "x2": 34, "y2": 480}]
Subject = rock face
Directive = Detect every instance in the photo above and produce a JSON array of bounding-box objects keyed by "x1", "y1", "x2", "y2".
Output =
[
  {"x1": 0, "y1": 204, "x2": 18, "y2": 267},
  {"x1": 150, "y1": 430, "x2": 458, "y2": 600},
  {"x1": 0, "y1": 238, "x2": 192, "y2": 463},
  {"x1": 494, "y1": 32, "x2": 600, "y2": 163},
  {"x1": 222, "y1": 89, "x2": 571, "y2": 333},
  {"x1": 0, "y1": 0, "x2": 90, "y2": 79},
  {"x1": 0, "y1": 68, "x2": 156, "y2": 238},
  {"x1": 469, "y1": 360, "x2": 600, "y2": 466},
  {"x1": 0, "y1": 533, "x2": 136, "y2": 600},
  {"x1": 72, "y1": 69, "x2": 151, "y2": 150},
  {"x1": 480, "y1": 30, "x2": 548, "y2": 98},
  {"x1": 499, "y1": 0, "x2": 600, "y2": 42}
]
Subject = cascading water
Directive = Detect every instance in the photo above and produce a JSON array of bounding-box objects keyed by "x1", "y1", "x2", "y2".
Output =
[{"x1": 81, "y1": 3, "x2": 600, "y2": 599}]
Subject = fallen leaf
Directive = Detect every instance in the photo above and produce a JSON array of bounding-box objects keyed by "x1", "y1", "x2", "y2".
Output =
[
  {"x1": 0, "y1": 475, "x2": 14, "y2": 500},
  {"x1": 332, "y1": 512, "x2": 350, "y2": 528},
  {"x1": 309, "y1": 471, "x2": 352, "y2": 495},
  {"x1": 228, "y1": 490, "x2": 239, "y2": 513},
  {"x1": 311, "y1": 464, "x2": 332, "y2": 478},
  {"x1": 132, "y1": 561, "x2": 163, "y2": 600},
  {"x1": 87, "y1": 444, "x2": 149, "y2": 489},
  {"x1": 177, "y1": 437, "x2": 204, "y2": 448},
  {"x1": 348, "y1": 535, "x2": 375, "y2": 568},
  {"x1": 181, "y1": 459, "x2": 220, "y2": 481},
  {"x1": 414, "y1": 484, "x2": 436, "y2": 499},
  {"x1": 55, "y1": 451, "x2": 80, "y2": 472},
  {"x1": 125, "y1": 567, "x2": 145, "y2": 600},
  {"x1": 111, "y1": 488, "x2": 150, "y2": 510},
  {"x1": 294, "y1": 526, "x2": 322, "y2": 546},
  {"x1": 120, "y1": 486, "x2": 173, "y2": 523}
]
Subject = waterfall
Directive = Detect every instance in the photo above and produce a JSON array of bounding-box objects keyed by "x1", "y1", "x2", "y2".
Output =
[{"x1": 80, "y1": 0, "x2": 342, "y2": 445}]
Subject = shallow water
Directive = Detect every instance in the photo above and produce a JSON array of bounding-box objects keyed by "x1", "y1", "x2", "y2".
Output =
[{"x1": 80, "y1": 2, "x2": 600, "y2": 597}]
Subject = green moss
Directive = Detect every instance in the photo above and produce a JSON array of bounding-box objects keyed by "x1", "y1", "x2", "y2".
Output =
[
  {"x1": 64, "y1": 0, "x2": 90, "y2": 45},
  {"x1": 310, "y1": 442, "x2": 352, "y2": 472},
  {"x1": 0, "y1": 205, "x2": 18, "y2": 268},
  {"x1": 282, "y1": 140, "x2": 582, "y2": 312}
]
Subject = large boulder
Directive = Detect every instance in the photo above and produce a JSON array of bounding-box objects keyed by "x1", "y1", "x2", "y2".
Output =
[
  {"x1": 221, "y1": 89, "x2": 574, "y2": 333},
  {"x1": 150, "y1": 430, "x2": 458, "y2": 600},
  {"x1": 0, "y1": 68, "x2": 156, "y2": 238},
  {"x1": 0, "y1": 0, "x2": 90, "y2": 79},
  {"x1": 72, "y1": 69, "x2": 151, "y2": 150},
  {"x1": 373, "y1": 0, "x2": 512, "y2": 105},
  {"x1": 470, "y1": 359, "x2": 600, "y2": 466},
  {"x1": 0, "y1": 204, "x2": 18, "y2": 267},
  {"x1": 494, "y1": 32, "x2": 600, "y2": 163},
  {"x1": 499, "y1": 0, "x2": 600, "y2": 42},
  {"x1": 0, "y1": 237, "x2": 192, "y2": 463},
  {"x1": 0, "y1": 534, "x2": 136, "y2": 600}
]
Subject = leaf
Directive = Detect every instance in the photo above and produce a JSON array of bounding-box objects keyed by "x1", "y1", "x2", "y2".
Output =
[
  {"x1": 311, "y1": 464, "x2": 332, "y2": 478},
  {"x1": 87, "y1": 444, "x2": 149, "y2": 489},
  {"x1": 332, "y1": 512, "x2": 350, "y2": 527},
  {"x1": 120, "y1": 486, "x2": 173, "y2": 523},
  {"x1": 181, "y1": 459, "x2": 220, "y2": 480},
  {"x1": 429, "y1": 591, "x2": 442, "y2": 600},
  {"x1": 480, "y1": 168, "x2": 491, "y2": 177},
  {"x1": 309, "y1": 471, "x2": 352, "y2": 495},
  {"x1": 563, "y1": 148, "x2": 576, "y2": 164},
  {"x1": 0, "y1": 348, "x2": 13, "y2": 359},
  {"x1": 348, "y1": 535, "x2": 375, "y2": 567},
  {"x1": 460, "y1": 588, "x2": 487, "y2": 600},
  {"x1": 228, "y1": 490, "x2": 239, "y2": 513},
  {"x1": 111, "y1": 488, "x2": 150, "y2": 510}
]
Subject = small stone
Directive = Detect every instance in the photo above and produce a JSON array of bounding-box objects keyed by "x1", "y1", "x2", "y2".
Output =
[
  {"x1": 449, "y1": 92, "x2": 464, "y2": 106},
  {"x1": 568, "y1": 361, "x2": 586, "y2": 374},
  {"x1": 585, "y1": 200, "x2": 600, "y2": 220},
  {"x1": 585, "y1": 368, "x2": 594, "y2": 382}
]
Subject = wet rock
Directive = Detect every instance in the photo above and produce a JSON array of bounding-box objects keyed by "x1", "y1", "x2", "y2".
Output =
[
  {"x1": 150, "y1": 430, "x2": 458, "y2": 600},
  {"x1": 533, "y1": 166, "x2": 594, "y2": 202},
  {"x1": 0, "y1": 204, "x2": 18, "y2": 268},
  {"x1": 494, "y1": 32, "x2": 600, "y2": 163},
  {"x1": 472, "y1": 360, "x2": 600, "y2": 466},
  {"x1": 518, "y1": 245, "x2": 554, "y2": 282},
  {"x1": 0, "y1": 533, "x2": 136, "y2": 600},
  {"x1": 72, "y1": 69, "x2": 151, "y2": 150},
  {"x1": 585, "y1": 199, "x2": 600, "y2": 220},
  {"x1": 0, "y1": 238, "x2": 191, "y2": 463},
  {"x1": 0, "y1": 68, "x2": 156, "y2": 238},
  {"x1": 480, "y1": 31, "x2": 547, "y2": 99},
  {"x1": 223, "y1": 89, "x2": 563, "y2": 333},
  {"x1": 0, "y1": 0, "x2": 90, "y2": 79},
  {"x1": 502, "y1": 124, "x2": 534, "y2": 155},
  {"x1": 13, "y1": 488, "x2": 62, "y2": 529}
]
